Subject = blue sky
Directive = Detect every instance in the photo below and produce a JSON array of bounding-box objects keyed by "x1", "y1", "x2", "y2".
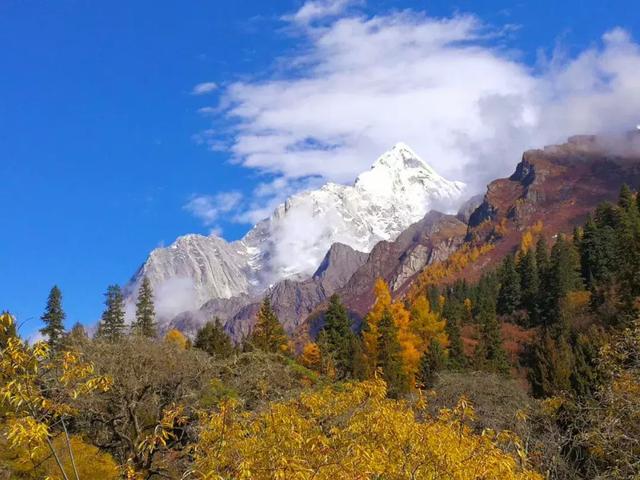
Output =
[{"x1": 2, "y1": 0, "x2": 639, "y2": 338}]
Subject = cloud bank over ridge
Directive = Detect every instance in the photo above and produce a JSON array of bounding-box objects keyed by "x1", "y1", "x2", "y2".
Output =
[{"x1": 193, "y1": 1, "x2": 640, "y2": 225}]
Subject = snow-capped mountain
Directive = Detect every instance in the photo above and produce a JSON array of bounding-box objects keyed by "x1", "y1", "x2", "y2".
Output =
[{"x1": 125, "y1": 143, "x2": 466, "y2": 319}]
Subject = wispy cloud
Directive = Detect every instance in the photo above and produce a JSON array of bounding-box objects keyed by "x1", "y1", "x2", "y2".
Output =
[
  {"x1": 191, "y1": 81, "x2": 218, "y2": 95},
  {"x1": 184, "y1": 192, "x2": 243, "y2": 230},
  {"x1": 198, "y1": 2, "x2": 640, "y2": 201},
  {"x1": 284, "y1": 0, "x2": 361, "y2": 25}
]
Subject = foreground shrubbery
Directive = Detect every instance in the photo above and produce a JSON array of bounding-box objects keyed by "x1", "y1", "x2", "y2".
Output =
[{"x1": 194, "y1": 378, "x2": 541, "y2": 480}]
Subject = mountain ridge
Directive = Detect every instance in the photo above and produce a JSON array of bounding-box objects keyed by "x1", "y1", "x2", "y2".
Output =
[{"x1": 125, "y1": 143, "x2": 467, "y2": 324}]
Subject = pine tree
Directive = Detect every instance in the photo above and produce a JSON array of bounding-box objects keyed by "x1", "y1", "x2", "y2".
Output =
[
  {"x1": 377, "y1": 309, "x2": 409, "y2": 398},
  {"x1": 474, "y1": 296, "x2": 509, "y2": 374},
  {"x1": 62, "y1": 322, "x2": 89, "y2": 349},
  {"x1": 614, "y1": 186, "x2": 640, "y2": 324},
  {"x1": 349, "y1": 334, "x2": 368, "y2": 380},
  {"x1": 321, "y1": 294, "x2": 353, "y2": 379},
  {"x1": 132, "y1": 277, "x2": 156, "y2": 337},
  {"x1": 96, "y1": 285, "x2": 126, "y2": 341},
  {"x1": 545, "y1": 235, "x2": 583, "y2": 329},
  {"x1": 39, "y1": 285, "x2": 66, "y2": 350},
  {"x1": 442, "y1": 299, "x2": 466, "y2": 369},
  {"x1": 517, "y1": 248, "x2": 539, "y2": 323},
  {"x1": 248, "y1": 298, "x2": 289, "y2": 354},
  {"x1": 528, "y1": 331, "x2": 574, "y2": 397},
  {"x1": 497, "y1": 254, "x2": 521, "y2": 315},
  {"x1": 194, "y1": 318, "x2": 234, "y2": 358},
  {"x1": 417, "y1": 339, "x2": 446, "y2": 389}
]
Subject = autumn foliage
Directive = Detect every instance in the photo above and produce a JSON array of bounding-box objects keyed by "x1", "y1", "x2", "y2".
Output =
[{"x1": 193, "y1": 378, "x2": 541, "y2": 480}]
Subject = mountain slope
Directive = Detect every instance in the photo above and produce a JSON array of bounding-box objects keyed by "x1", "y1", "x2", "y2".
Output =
[
  {"x1": 126, "y1": 143, "x2": 466, "y2": 321},
  {"x1": 417, "y1": 133, "x2": 640, "y2": 287}
]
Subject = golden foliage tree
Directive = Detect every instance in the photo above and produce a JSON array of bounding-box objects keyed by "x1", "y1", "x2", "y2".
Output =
[
  {"x1": 299, "y1": 342, "x2": 322, "y2": 371},
  {"x1": 362, "y1": 279, "x2": 421, "y2": 385},
  {"x1": 410, "y1": 295, "x2": 449, "y2": 354},
  {"x1": 0, "y1": 312, "x2": 112, "y2": 480},
  {"x1": 192, "y1": 378, "x2": 541, "y2": 479},
  {"x1": 164, "y1": 328, "x2": 189, "y2": 349},
  {"x1": 0, "y1": 432, "x2": 120, "y2": 479}
]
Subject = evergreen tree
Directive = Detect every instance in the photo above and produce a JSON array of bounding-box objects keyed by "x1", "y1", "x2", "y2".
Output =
[
  {"x1": 417, "y1": 339, "x2": 446, "y2": 389},
  {"x1": 570, "y1": 330, "x2": 600, "y2": 397},
  {"x1": 132, "y1": 276, "x2": 156, "y2": 337},
  {"x1": 528, "y1": 331, "x2": 574, "y2": 398},
  {"x1": 321, "y1": 294, "x2": 354, "y2": 378},
  {"x1": 544, "y1": 235, "x2": 583, "y2": 329},
  {"x1": 441, "y1": 299, "x2": 466, "y2": 368},
  {"x1": 614, "y1": 186, "x2": 640, "y2": 324},
  {"x1": 377, "y1": 309, "x2": 409, "y2": 398},
  {"x1": 517, "y1": 248, "x2": 539, "y2": 323},
  {"x1": 248, "y1": 298, "x2": 289, "y2": 354},
  {"x1": 349, "y1": 334, "x2": 368, "y2": 380},
  {"x1": 474, "y1": 296, "x2": 509, "y2": 374},
  {"x1": 497, "y1": 254, "x2": 521, "y2": 315},
  {"x1": 618, "y1": 183, "x2": 635, "y2": 212},
  {"x1": 194, "y1": 318, "x2": 234, "y2": 358},
  {"x1": 61, "y1": 322, "x2": 89, "y2": 350},
  {"x1": 96, "y1": 285, "x2": 126, "y2": 341},
  {"x1": 39, "y1": 285, "x2": 66, "y2": 350}
]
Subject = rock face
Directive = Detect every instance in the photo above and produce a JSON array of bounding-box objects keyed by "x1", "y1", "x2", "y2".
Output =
[
  {"x1": 167, "y1": 242, "x2": 369, "y2": 340},
  {"x1": 333, "y1": 211, "x2": 467, "y2": 318},
  {"x1": 459, "y1": 133, "x2": 640, "y2": 283},
  {"x1": 126, "y1": 143, "x2": 466, "y2": 328}
]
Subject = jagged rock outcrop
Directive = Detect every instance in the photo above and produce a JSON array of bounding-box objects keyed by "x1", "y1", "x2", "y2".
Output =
[
  {"x1": 457, "y1": 133, "x2": 640, "y2": 282},
  {"x1": 335, "y1": 211, "x2": 467, "y2": 317},
  {"x1": 166, "y1": 242, "x2": 369, "y2": 340}
]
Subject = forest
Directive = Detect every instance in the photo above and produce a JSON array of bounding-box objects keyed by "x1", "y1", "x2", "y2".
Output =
[{"x1": 2, "y1": 186, "x2": 640, "y2": 479}]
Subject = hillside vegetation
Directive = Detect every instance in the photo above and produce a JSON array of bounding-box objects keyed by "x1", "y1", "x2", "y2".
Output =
[{"x1": 2, "y1": 186, "x2": 640, "y2": 478}]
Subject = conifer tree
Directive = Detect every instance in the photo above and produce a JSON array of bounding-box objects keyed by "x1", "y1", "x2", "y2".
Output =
[
  {"x1": 248, "y1": 298, "x2": 289, "y2": 354},
  {"x1": 62, "y1": 321, "x2": 89, "y2": 349},
  {"x1": 497, "y1": 254, "x2": 521, "y2": 315},
  {"x1": 614, "y1": 185, "x2": 640, "y2": 323},
  {"x1": 474, "y1": 296, "x2": 509, "y2": 374},
  {"x1": 349, "y1": 334, "x2": 368, "y2": 380},
  {"x1": 97, "y1": 285, "x2": 126, "y2": 341},
  {"x1": 194, "y1": 318, "x2": 234, "y2": 358},
  {"x1": 442, "y1": 301, "x2": 466, "y2": 369},
  {"x1": 377, "y1": 309, "x2": 409, "y2": 398},
  {"x1": 321, "y1": 294, "x2": 354, "y2": 378},
  {"x1": 132, "y1": 276, "x2": 156, "y2": 337},
  {"x1": 546, "y1": 235, "x2": 583, "y2": 329},
  {"x1": 39, "y1": 285, "x2": 66, "y2": 350},
  {"x1": 528, "y1": 331, "x2": 574, "y2": 397},
  {"x1": 417, "y1": 339, "x2": 446, "y2": 388},
  {"x1": 517, "y1": 248, "x2": 539, "y2": 323}
]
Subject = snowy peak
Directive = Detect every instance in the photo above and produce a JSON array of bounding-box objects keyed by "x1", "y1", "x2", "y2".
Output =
[
  {"x1": 355, "y1": 142, "x2": 465, "y2": 206},
  {"x1": 128, "y1": 143, "x2": 467, "y2": 323},
  {"x1": 370, "y1": 142, "x2": 434, "y2": 172}
]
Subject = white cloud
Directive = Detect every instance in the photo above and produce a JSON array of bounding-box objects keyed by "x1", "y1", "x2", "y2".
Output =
[
  {"x1": 184, "y1": 191, "x2": 243, "y2": 226},
  {"x1": 285, "y1": 0, "x2": 361, "y2": 25},
  {"x1": 202, "y1": 3, "x2": 640, "y2": 199},
  {"x1": 233, "y1": 176, "x2": 324, "y2": 224},
  {"x1": 191, "y1": 81, "x2": 218, "y2": 95}
]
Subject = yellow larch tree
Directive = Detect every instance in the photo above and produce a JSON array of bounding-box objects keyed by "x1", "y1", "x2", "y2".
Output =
[
  {"x1": 410, "y1": 295, "x2": 449, "y2": 354},
  {"x1": 362, "y1": 279, "x2": 421, "y2": 386},
  {"x1": 299, "y1": 342, "x2": 322, "y2": 371}
]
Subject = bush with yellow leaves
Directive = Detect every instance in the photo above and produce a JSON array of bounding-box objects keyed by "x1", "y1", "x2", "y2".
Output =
[
  {"x1": 192, "y1": 377, "x2": 542, "y2": 480},
  {"x1": 0, "y1": 312, "x2": 112, "y2": 480}
]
